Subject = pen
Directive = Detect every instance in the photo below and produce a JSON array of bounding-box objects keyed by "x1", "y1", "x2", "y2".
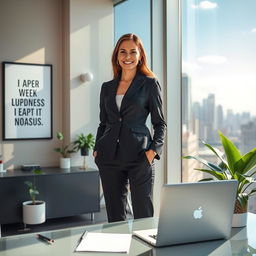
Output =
[
  {"x1": 36, "y1": 234, "x2": 55, "y2": 244},
  {"x1": 74, "y1": 230, "x2": 88, "y2": 252},
  {"x1": 78, "y1": 230, "x2": 88, "y2": 243}
]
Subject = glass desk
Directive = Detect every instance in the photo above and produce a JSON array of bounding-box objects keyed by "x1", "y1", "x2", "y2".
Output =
[{"x1": 0, "y1": 213, "x2": 255, "y2": 256}]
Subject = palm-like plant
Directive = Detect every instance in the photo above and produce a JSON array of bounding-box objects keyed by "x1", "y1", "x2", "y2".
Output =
[
  {"x1": 54, "y1": 132, "x2": 76, "y2": 158},
  {"x1": 74, "y1": 133, "x2": 95, "y2": 156},
  {"x1": 183, "y1": 131, "x2": 256, "y2": 213},
  {"x1": 24, "y1": 169, "x2": 42, "y2": 205}
]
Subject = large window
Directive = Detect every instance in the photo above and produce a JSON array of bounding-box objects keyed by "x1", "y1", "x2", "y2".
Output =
[
  {"x1": 114, "y1": 0, "x2": 151, "y2": 67},
  {"x1": 181, "y1": 0, "x2": 256, "y2": 212}
]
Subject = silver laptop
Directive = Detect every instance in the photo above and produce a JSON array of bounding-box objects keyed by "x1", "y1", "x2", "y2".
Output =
[{"x1": 133, "y1": 180, "x2": 237, "y2": 247}]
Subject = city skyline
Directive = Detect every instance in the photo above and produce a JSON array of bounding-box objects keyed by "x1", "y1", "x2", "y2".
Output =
[{"x1": 182, "y1": 0, "x2": 256, "y2": 115}]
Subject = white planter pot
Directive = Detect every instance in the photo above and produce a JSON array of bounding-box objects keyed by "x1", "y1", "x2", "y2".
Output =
[
  {"x1": 23, "y1": 200, "x2": 46, "y2": 225},
  {"x1": 232, "y1": 212, "x2": 247, "y2": 227},
  {"x1": 60, "y1": 158, "x2": 70, "y2": 169}
]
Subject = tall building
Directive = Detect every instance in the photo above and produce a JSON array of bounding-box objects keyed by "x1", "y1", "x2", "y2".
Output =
[
  {"x1": 182, "y1": 73, "x2": 192, "y2": 131},
  {"x1": 216, "y1": 105, "x2": 224, "y2": 131},
  {"x1": 204, "y1": 94, "x2": 216, "y2": 143},
  {"x1": 226, "y1": 109, "x2": 236, "y2": 135},
  {"x1": 182, "y1": 129, "x2": 201, "y2": 182},
  {"x1": 240, "y1": 120, "x2": 256, "y2": 154}
]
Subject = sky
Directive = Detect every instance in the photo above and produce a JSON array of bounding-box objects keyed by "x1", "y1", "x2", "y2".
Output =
[
  {"x1": 114, "y1": 0, "x2": 151, "y2": 67},
  {"x1": 182, "y1": 0, "x2": 256, "y2": 115}
]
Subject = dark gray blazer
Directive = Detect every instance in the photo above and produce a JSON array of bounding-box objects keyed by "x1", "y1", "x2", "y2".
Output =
[{"x1": 94, "y1": 72, "x2": 166, "y2": 164}]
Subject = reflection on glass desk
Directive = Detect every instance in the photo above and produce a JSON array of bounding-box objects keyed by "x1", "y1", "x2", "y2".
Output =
[{"x1": 0, "y1": 213, "x2": 255, "y2": 255}]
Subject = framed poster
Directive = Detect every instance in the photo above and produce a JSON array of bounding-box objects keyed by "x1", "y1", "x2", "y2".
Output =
[{"x1": 2, "y1": 62, "x2": 53, "y2": 140}]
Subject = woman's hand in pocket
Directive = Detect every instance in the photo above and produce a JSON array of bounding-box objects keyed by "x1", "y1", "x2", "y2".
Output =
[{"x1": 145, "y1": 150, "x2": 156, "y2": 164}]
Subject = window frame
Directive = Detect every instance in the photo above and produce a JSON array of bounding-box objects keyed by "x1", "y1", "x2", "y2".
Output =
[{"x1": 166, "y1": 0, "x2": 182, "y2": 183}]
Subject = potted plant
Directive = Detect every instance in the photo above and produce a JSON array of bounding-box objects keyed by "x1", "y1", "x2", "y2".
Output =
[
  {"x1": 74, "y1": 133, "x2": 95, "y2": 169},
  {"x1": 54, "y1": 131, "x2": 76, "y2": 168},
  {"x1": 183, "y1": 131, "x2": 256, "y2": 227},
  {"x1": 23, "y1": 169, "x2": 45, "y2": 225}
]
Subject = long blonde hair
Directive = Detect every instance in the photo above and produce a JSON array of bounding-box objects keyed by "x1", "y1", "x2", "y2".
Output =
[{"x1": 112, "y1": 33, "x2": 155, "y2": 79}]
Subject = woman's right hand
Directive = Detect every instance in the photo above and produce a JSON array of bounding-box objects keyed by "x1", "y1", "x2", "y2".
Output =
[{"x1": 93, "y1": 151, "x2": 97, "y2": 158}]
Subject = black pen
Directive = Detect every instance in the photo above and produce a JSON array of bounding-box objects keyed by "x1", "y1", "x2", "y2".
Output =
[
  {"x1": 78, "y1": 230, "x2": 88, "y2": 243},
  {"x1": 36, "y1": 234, "x2": 55, "y2": 244},
  {"x1": 74, "y1": 230, "x2": 88, "y2": 252}
]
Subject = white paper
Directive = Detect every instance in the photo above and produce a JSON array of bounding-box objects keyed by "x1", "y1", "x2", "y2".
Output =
[{"x1": 75, "y1": 232, "x2": 132, "y2": 253}]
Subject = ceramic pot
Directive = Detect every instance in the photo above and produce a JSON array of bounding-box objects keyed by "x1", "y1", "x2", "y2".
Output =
[
  {"x1": 23, "y1": 200, "x2": 46, "y2": 225},
  {"x1": 232, "y1": 212, "x2": 247, "y2": 227},
  {"x1": 81, "y1": 148, "x2": 89, "y2": 156},
  {"x1": 60, "y1": 157, "x2": 70, "y2": 169}
]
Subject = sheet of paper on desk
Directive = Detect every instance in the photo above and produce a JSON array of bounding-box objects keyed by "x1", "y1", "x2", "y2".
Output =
[{"x1": 75, "y1": 232, "x2": 132, "y2": 253}]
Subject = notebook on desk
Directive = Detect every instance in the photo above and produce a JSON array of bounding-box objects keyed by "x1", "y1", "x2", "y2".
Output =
[{"x1": 133, "y1": 180, "x2": 237, "y2": 247}]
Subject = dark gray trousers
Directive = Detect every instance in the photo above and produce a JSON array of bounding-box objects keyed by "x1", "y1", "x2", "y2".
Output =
[{"x1": 97, "y1": 152, "x2": 155, "y2": 223}]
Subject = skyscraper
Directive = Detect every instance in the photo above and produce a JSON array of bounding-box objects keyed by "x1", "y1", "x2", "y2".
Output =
[
  {"x1": 182, "y1": 73, "x2": 192, "y2": 131},
  {"x1": 216, "y1": 104, "x2": 224, "y2": 131},
  {"x1": 240, "y1": 120, "x2": 256, "y2": 154}
]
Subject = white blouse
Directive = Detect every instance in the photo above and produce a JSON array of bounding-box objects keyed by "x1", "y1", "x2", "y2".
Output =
[{"x1": 116, "y1": 95, "x2": 124, "y2": 112}]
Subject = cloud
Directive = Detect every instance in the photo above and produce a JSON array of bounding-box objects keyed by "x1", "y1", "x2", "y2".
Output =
[
  {"x1": 197, "y1": 55, "x2": 227, "y2": 64},
  {"x1": 182, "y1": 61, "x2": 201, "y2": 75},
  {"x1": 251, "y1": 28, "x2": 256, "y2": 33},
  {"x1": 192, "y1": 1, "x2": 218, "y2": 10}
]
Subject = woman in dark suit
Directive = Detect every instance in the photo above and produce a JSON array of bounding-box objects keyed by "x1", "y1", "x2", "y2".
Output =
[{"x1": 94, "y1": 33, "x2": 166, "y2": 222}]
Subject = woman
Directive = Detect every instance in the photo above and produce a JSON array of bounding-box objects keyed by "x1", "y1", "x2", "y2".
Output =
[{"x1": 94, "y1": 33, "x2": 166, "y2": 222}]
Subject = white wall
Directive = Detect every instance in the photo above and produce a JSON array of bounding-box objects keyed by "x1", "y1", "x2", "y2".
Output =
[
  {"x1": 69, "y1": 0, "x2": 113, "y2": 169},
  {"x1": 0, "y1": 0, "x2": 113, "y2": 170},
  {"x1": 0, "y1": 0, "x2": 63, "y2": 168}
]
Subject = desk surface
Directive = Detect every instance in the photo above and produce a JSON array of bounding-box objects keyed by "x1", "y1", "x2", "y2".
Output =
[{"x1": 0, "y1": 213, "x2": 256, "y2": 256}]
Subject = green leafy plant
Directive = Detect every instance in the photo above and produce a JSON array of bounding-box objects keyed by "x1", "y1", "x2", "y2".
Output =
[
  {"x1": 183, "y1": 131, "x2": 256, "y2": 213},
  {"x1": 74, "y1": 133, "x2": 95, "y2": 153},
  {"x1": 54, "y1": 132, "x2": 76, "y2": 158},
  {"x1": 24, "y1": 169, "x2": 42, "y2": 205}
]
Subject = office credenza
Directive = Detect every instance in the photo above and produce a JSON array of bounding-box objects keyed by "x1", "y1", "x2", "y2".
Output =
[
  {"x1": 0, "y1": 213, "x2": 255, "y2": 255},
  {"x1": 0, "y1": 167, "x2": 100, "y2": 225}
]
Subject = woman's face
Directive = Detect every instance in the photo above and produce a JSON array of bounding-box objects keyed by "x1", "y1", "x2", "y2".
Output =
[{"x1": 117, "y1": 40, "x2": 141, "y2": 72}]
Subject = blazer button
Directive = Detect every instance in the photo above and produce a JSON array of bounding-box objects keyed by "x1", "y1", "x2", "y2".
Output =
[
  {"x1": 117, "y1": 139, "x2": 120, "y2": 143},
  {"x1": 119, "y1": 118, "x2": 122, "y2": 122}
]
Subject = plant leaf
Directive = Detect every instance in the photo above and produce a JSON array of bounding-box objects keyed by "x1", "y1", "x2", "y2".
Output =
[
  {"x1": 234, "y1": 148, "x2": 256, "y2": 175},
  {"x1": 183, "y1": 156, "x2": 224, "y2": 173},
  {"x1": 218, "y1": 131, "x2": 241, "y2": 175},
  {"x1": 25, "y1": 181, "x2": 32, "y2": 188},
  {"x1": 195, "y1": 168, "x2": 227, "y2": 180},
  {"x1": 237, "y1": 193, "x2": 248, "y2": 209},
  {"x1": 200, "y1": 140, "x2": 228, "y2": 167},
  {"x1": 54, "y1": 148, "x2": 62, "y2": 153},
  {"x1": 33, "y1": 169, "x2": 42, "y2": 175},
  {"x1": 247, "y1": 188, "x2": 256, "y2": 196},
  {"x1": 57, "y1": 132, "x2": 64, "y2": 140},
  {"x1": 198, "y1": 178, "x2": 214, "y2": 182}
]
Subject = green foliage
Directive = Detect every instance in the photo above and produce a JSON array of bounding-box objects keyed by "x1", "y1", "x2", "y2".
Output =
[
  {"x1": 183, "y1": 131, "x2": 256, "y2": 210},
  {"x1": 24, "y1": 169, "x2": 42, "y2": 205},
  {"x1": 73, "y1": 133, "x2": 95, "y2": 152},
  {"x1": 54, "y1": 132, "x2": 76, "y2": 158}
]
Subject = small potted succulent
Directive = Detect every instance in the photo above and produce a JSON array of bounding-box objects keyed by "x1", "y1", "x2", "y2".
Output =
[
  {"x1": 183, "y1": 131, "x2": 256, "y2": 227},
  {"x1": 54, "y1": 132, "x2": 76, "y2": 168},
  {"x1": 74, "y1": 133, "x2": 95, "y2": 169},
  {"x1": 23, "y1": 169, "x2": 45, "y2": 225}
]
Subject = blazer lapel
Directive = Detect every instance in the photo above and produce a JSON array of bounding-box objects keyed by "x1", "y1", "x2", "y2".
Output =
[
  {"x1": 120, "y1": 72, "x2": 146, "y2": 113},
  {"x1": 108, "y1": 76, "x2": 120, "y2": 115}
]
